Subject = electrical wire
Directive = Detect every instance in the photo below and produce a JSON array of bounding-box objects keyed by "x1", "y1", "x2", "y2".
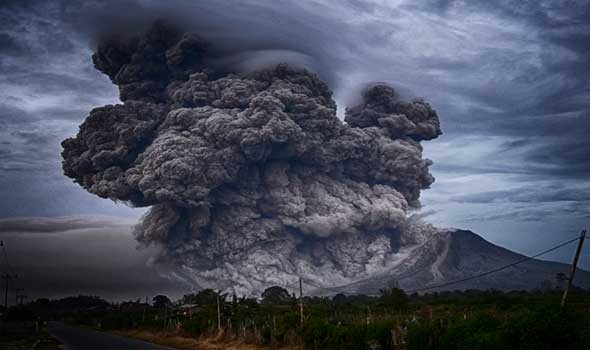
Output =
[
  {"x1": 0, "y1": 240, "x2": 22, "y2": 306},
  {"x1": 1, "y1": 241, "x2": 17, "y2": 277},
  {"x1": 405, "y1": 235, "x2": 581, "y2": 293},
  {"x1": 293, "y1": 235, "x2": 582, "y2": 295}
]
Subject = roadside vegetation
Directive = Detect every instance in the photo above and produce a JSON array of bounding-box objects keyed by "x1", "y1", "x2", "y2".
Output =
[
  {"x1": 5, "y1": 287, "x2": 590, "y2": 349},
  {"x1": 0, "y1": 333, "x2": 60, "y2": 350}
]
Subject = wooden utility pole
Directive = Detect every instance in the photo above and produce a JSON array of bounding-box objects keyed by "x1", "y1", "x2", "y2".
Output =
[
  {"x1": 142, "y1": 296, "x2": 147, "y2": 322},
  {"x1": 299, "y1": 277, "x2": 304, "y2": 327},
  {"x1": 16, "y1": 293, "x2": 26, "y2": 306},
  {"x1": 164, "y1": 303, "x2": 168, "y2": 329},
  {"x1": 1, "y1": 273, "x2": 16, "y2": 309},
  {"x1": 15, "y1": 288, "x2": 23, "y2": 306},
  {"x1": 216, "y1": 292, "x2": 222, "y2": 332},
  {"x1": 561, "y1": 230, "x2": 586, "y2": 307}
]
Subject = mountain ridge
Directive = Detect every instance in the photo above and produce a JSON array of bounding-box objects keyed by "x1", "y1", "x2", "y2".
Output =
[{"x1": 315, "y1": 228, "x2": 590, "y2": 295}]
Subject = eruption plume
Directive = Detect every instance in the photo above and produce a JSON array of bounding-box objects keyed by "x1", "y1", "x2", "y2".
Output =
[{"x1": 62, "y1": 21, "x2": 442, "y2": 295}]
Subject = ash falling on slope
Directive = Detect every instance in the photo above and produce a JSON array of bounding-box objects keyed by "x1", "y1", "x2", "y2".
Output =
[{"x1": 62, "y1": 22, "x2": 442, "y2": 296}]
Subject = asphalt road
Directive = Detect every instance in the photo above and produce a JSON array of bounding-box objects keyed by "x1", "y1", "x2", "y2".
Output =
[{"x1": 47, "y1": 322, "x2": 178, "y2": 350}]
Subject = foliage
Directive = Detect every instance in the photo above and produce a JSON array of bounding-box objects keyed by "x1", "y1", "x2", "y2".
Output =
[
  {"x1": 10, "y1": 289, "x2": 590, "y2": 349},
  {"x1": 152, "y1": 295, "x2": 172, "y2": 309},
  {"x1": 181, "y1": 289, "x2": 218, "y2": 306},
  {"x1": 380, "y1": 285, "x2": 409, "y2": 312},
  {"x1": 261, "y1": 286, "x2": 293, "y2": 304}
]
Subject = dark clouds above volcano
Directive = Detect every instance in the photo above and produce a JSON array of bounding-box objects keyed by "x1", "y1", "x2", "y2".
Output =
[{"x1": 0, "y1": 0, "x2": 589, "y2": 296}]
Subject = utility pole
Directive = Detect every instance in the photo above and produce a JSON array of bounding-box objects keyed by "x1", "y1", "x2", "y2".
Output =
[
  {"x1": 299, "y1": 277, "x2": 304, "y2": 327},
  {"x1": 1, "y1": 273, "x2": 17, "y2": 309},
  {"x1": 216, "y1": 291, "x2": 222, "y2": 332},
  {"x1": 142, "y1": 296, "x2": 147, "y2": 322},
  {"x1": 561, "y1": 230, "x2": 586, "y2": 307},
  {"x1": 0, "y1": 241, "x2": 4, "y2": 310},
  {"x1": 16, "y1": 294, "x2": 26, "y2": 306},
  {"x1": 15, "y1": 288, "x2": 24, "y2": 306},
  {"x1": 164, "y1": 301, "x2": 170, "y2": 329}
]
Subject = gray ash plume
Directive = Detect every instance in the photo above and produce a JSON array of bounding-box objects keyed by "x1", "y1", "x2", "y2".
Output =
[{"x1": 62, "y1": 21, "x2": 442, "y2": 296}]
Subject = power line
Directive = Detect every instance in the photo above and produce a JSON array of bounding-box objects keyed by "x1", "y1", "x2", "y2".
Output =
[
  {"x1": 211, "y1": 234, "x2": 455, "y2": 294},
  {"x1": 300, "y1": 279, "x2": 341, "y2": 293},
  {"x1": 405, "y1": 235, "x2": 582, "y2": 294},
  {"x1": 294, "y1": 235, "x2": 582, "y2": 296},
  {"x1": 0, "y1": 241, "x2": 17, "y2": 277},
  {"x1": 197, "y1": 233, "x2": 583, "y2": 297},
  {"x1": 0, "y1": 240, "x2": 22, "y2": 308}
]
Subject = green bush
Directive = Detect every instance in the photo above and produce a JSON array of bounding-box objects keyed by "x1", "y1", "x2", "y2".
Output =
[
  {"x1": 301, "y1": 318, "x2": 393, "y2": 350},
  {"x1": 31, "y1": 289, "x2": 590, "y2": 350},
  {"x1": 181, "y1": 308, "x2": 216, "y2": 336},
  {"x1": 406, "y1": 306, "x2": 590, "y2": 350},
  {"x1": 441, "y1": 313, "x2": 503, "y2": 350},
  {"x1": 501, "y1": 306, "x2": 581, "y2": 350},
  {"x1": 407, "y1": 322, "x2": 436, "y2": 350}
]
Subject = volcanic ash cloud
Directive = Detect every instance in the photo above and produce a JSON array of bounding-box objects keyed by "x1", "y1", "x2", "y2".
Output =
[{"x1": 62, "y1": 22, "x2": 442, "y2": 295}]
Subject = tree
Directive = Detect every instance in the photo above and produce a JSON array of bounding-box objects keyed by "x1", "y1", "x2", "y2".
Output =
[
  {"x1": 261, "y1": 286, "x2": 292, "y2": 304},
  {"x1": 181, "y1": 293, "x2": 198, "y2": 305},
  {"x1": 152, "y1": 295, "x2": 172, "y2": 309},
  {"x1": 332, "y1": 293, "x2": 347, "y2": 307},
  {"x1": 380, "y1": 282, "x2": 408, "y2": 312},
  {"x1": 182, "y1": 289, "x2": 221, "y2": 306}
]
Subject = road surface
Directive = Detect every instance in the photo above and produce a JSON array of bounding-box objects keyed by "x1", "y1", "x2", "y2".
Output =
[{"x1": 47, "y1": 322, "x2": 178, "y2": 350}]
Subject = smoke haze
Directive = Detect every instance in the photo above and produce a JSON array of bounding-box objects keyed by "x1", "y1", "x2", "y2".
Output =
[
  {"x1": 61, "y1": 22, "x2": 441, "y2": 295},
  {"x1": 2, "y1": 0, "x2": 589, "y2": 298}
]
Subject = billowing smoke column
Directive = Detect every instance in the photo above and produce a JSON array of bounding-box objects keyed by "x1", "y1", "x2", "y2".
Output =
[{"x1": 62, "y1": 22, "x2": 441, "y2": 295}]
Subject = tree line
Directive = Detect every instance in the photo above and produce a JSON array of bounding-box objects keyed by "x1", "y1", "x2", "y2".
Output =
[{"x1": 5, "y1": 286, "x2": 590, "y2": 349}]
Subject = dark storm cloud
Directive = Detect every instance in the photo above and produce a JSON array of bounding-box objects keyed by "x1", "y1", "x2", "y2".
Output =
[
  {"x1": 461, "y1": 201, "x2": 590, "y2": 223},
  {"x1": 416, "y1": 0, "x2": 590, "y2": 184},
  {"x1": 60, "y1": 21, "x2": 443, "y2": 295},
  {"x1": 524, "y1": 140, "x2": 590, "y2": 178},
  {"x1": 2, "y1": 0, "x2": 587, "y2": 183},
  {"x1": 1, "y1": 0, "x2": 348, "y2": 86},
  {"x1": 3, "y1": 73, "x2": 105, "y2": 100},
  {"x1": 0, "y1": 104, "x2": 90, "y2": 124},
  {"x1": 1, "y1": 0, "x2": 589, "y2": 297},
  {"x1": 452, "y1": 185, "x2": 590, "y2": 204},
  {"x1": 0, "y1": 117, "x2": 64, "y2": 174},
  {"x1": 0, "y1": 0, "x2": 123, "y2": 218},
  {"x1": 0, "y1": 104, "x2": 37, "y2": 123},
  {"x1": 406, "y1": 1, "x2": 590, "y2": 183},
  {"x1": 0, "y1": 32, "x2": 28, "y2": 56},
  {"x1": 428, "y1": 134, "x2": 590, "y2": 181}
]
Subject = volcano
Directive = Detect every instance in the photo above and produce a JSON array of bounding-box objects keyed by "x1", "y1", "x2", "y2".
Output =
[{"x1": 321, "y1": 228, "x2": 590, "y2": 295}]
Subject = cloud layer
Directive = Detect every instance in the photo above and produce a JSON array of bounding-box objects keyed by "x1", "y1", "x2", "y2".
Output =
[
  {"x1": 1, "y1": 0, "x2": 589, "y2": 295},
  {"x1": 60, "y1": 22, "x2": 442, "y2": 295}
]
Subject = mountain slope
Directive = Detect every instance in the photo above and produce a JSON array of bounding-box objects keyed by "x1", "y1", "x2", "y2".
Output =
[{"x1": 323, "y1": 229, "x2": 590, "y2": 295}]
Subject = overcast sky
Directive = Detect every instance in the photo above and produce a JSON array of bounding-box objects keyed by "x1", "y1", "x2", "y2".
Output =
[{"x1": 0, "y1": 0, "x2": 589, "y2": 301}]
